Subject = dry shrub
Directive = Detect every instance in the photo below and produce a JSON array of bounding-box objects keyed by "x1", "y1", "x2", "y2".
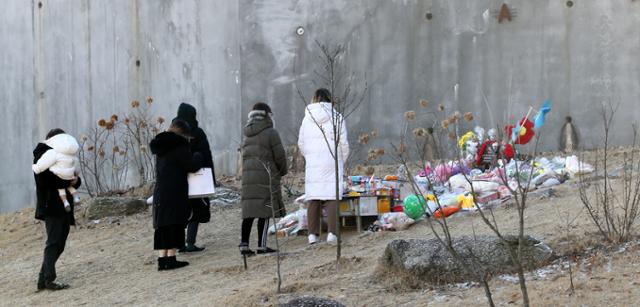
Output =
[{"x1": 78, "y1": 96, "x2": 165, "y2": 196}]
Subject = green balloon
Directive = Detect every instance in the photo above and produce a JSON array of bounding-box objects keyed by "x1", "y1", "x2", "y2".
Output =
[{"x1": 403, "y1": 194, "x2": 426, "y2": 219}]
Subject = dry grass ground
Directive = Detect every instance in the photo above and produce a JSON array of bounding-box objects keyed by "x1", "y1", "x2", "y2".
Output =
[{"x1": 2, "y1": 149, "x2": 640, "y2": 306}]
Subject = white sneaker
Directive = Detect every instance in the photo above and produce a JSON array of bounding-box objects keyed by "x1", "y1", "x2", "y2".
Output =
[
  {"x1": 308, "y1": 234, "x2": 319, "y2": 245},
  {"x1": 327, "y1": 233, "x2": 338, "y2": 245}
]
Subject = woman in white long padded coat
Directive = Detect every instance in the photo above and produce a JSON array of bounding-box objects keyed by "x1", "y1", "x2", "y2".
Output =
[{"x1": 298, "y1": 88, "x2": 349, "y2": 245}]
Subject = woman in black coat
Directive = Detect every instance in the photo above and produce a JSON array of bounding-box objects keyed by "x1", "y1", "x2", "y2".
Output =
[
  {"x1": 175, "y1": 102, "x2": 216, "y2": 252},
  {"x1": 150, "y1": 119, "x2": 203, "y2": 270}
]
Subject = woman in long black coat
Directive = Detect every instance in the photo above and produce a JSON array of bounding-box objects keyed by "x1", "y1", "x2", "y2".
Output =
[
  {"x1": 150, "y1": 119, "x2": 203, "y2": 270},
  {"x1": 175, "y1": 102, "x2": 216, "y2": 252}
]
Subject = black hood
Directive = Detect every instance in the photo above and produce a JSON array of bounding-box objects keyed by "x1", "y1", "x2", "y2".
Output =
[
  {"x1": 176, "y1": 103, "x2": 198, "y2": 129},
  {"x1": 33, "y1": 142, "x2": 52, "y2": 161},
  {"x1": 150, "y1": 131, "x2": 188, "y2": 156}
]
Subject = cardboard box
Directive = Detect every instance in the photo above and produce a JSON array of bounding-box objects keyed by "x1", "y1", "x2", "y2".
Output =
[
  {"x1": 339, "y1": 199, "x2": 354, "y2": 216},
  {"x1": 358, "y1": 197, "x2": 379, "y2": 216}
]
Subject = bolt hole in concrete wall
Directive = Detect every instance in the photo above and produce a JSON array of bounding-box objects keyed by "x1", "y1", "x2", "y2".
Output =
[
  {"x1": 566, "y1": 1, "x2": 574, "y2": 8},
  {"x1": 135, "y1": 59, "x2": 141, "y2": 67},
  {"x1": 38, "y1": 1, "x2": 42, "y2": 9},
  {"x1": 425, "y1": 12, "x2": 433, "y2": 20}
]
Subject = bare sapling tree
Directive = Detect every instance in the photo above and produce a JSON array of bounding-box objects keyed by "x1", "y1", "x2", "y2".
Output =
[
  {"x1": 259, "y1": 160, "x2": 283, "y2": 293},
  {"x1": 460, "y1": 121, "x2": 542, "y2": 307},
  {"x1": 579, "y1": 101, "x2": 640, "y2": 243},
  {"x1": 295, "y1": 41, "x2": 367, "y2": 262},
  {"x1": 554, "y1": 205, "x2": 584, "y2": 295}
]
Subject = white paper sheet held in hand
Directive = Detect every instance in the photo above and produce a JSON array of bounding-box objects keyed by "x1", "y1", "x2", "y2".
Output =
[{"x1": 188, "y1": 168, "x2": 215, "y2": 198}]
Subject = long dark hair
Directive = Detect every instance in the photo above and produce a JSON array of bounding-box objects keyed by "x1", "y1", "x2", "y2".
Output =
[
  {"x1": 168, "y1": 119, "x2": 192, "y2": 139},
  {"x1": 312, "y1": 88, "x2": 332, "y2": 103}
]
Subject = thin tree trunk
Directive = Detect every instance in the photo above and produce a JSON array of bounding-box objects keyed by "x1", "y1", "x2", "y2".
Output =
[{"x1": 335, "y1": 140, "x2": 341, "y2": 262}]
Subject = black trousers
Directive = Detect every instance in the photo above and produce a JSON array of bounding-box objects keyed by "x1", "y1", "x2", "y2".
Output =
[
  {"x1": 241, "y1": 218, "x2": 269, "y2": 248},
  {"x1": 38, "y1": 215, "x2": 70, "y2": 284},
  {"x1": 186, "y1": 221, "x2": 198, "y2": 245}
]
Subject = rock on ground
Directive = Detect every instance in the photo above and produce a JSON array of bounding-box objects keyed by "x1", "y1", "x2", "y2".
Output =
[
  {"x1": 209, "y1": 187, "x2": 241, "y2": 207},
  {"x1": 380, "y1": 235, "x2": 554, "y2": 284},
  {"x1": 279, "y1": 296, "x2": 345, "y2": 307},
  {"x1": 83, "y1": 197, "x2": 147, "y2": 220}
]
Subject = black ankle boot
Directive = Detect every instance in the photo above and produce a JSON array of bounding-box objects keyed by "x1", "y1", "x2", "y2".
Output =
[
  {"x1": 165, "y1": 256, "x2": 189, "y2": 270},
  {"x1": 185, "y1": 244, "x2": 205, "y2": 252},
  {"x1": 158, "y1": 257, "x2": 168, "y2": 271}
]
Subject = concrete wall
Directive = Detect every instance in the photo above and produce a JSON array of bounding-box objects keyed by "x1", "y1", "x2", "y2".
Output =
[
  {"x1": 1, "y1": 0, "x2": 241, "y2": 213},
  {"x1": 2, "y1": 0, "x2": 639, "y2": 213}
]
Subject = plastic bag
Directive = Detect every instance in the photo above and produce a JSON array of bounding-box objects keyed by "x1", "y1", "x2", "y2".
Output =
[
  {"x1": 542, "y1": 178, "x2": 561, "y2": 187},
  {"x1": 473, "y1": 181, "x2": 500, "y2": 192},
  {"x1": 448, "y1": 174, "x2": 499, "y2": 192},
  {"x1": 268, "y1": 209, "x2": 306, "y2": 235},
  {"x1": 413, "y1": 175, "x2": 430, "y2": 194},
  {"x1": 378, "y1": 212, "x2": 415, "y2": 230},
  {"x1": 297, "y1": 208, "x2": 308, "y2": 230},
  {"x1": 565, "y1": 155, "x2": 594, "y2": 176},
  {"x1": 294, "y1": 194, "x2": 308, "y2": 209},
  {"x1": 434, "y1": 163, "x2": 453, "y2": 182},
  {"x1": 396, "y1": 165, "x2": 409, "y2": 181},
  {"x1": 449, "y1": 174, "x2": 469, "y2": 189},
  {"x1": 498, "y1": 185, "x2": 512, "y2": 198},
  {"x1": 531, "y1": 169, "x2": 557, "y2": 186}
]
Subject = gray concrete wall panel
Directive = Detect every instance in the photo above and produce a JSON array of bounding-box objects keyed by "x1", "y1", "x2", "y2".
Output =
[{"x1": 1, "y1": 0, "x2": 639, "y2": 212}]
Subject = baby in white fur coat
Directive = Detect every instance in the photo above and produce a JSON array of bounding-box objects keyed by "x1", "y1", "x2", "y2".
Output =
[{"x1": 32, "y1": 133, "x2": 81, "y2": 212}]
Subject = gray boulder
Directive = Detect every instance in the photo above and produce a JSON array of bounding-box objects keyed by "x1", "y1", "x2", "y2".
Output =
[
  {"x1": 280, "y1": 296, "x2": 345, "y2": 307},
  {"x1": 84, "y1": 197, "x2": 147, "y2": 220},
  {"x1": 380, "y1": 235, "x2": 554, "y2": 284}
]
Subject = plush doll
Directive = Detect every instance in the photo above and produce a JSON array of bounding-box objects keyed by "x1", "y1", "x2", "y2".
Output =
[
  {"x1": 459, "y1": 131, "x2": 479, "y2": 161},
  {"x1": 465, "y1": 139, "x2": 479, "y2": 161}
]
